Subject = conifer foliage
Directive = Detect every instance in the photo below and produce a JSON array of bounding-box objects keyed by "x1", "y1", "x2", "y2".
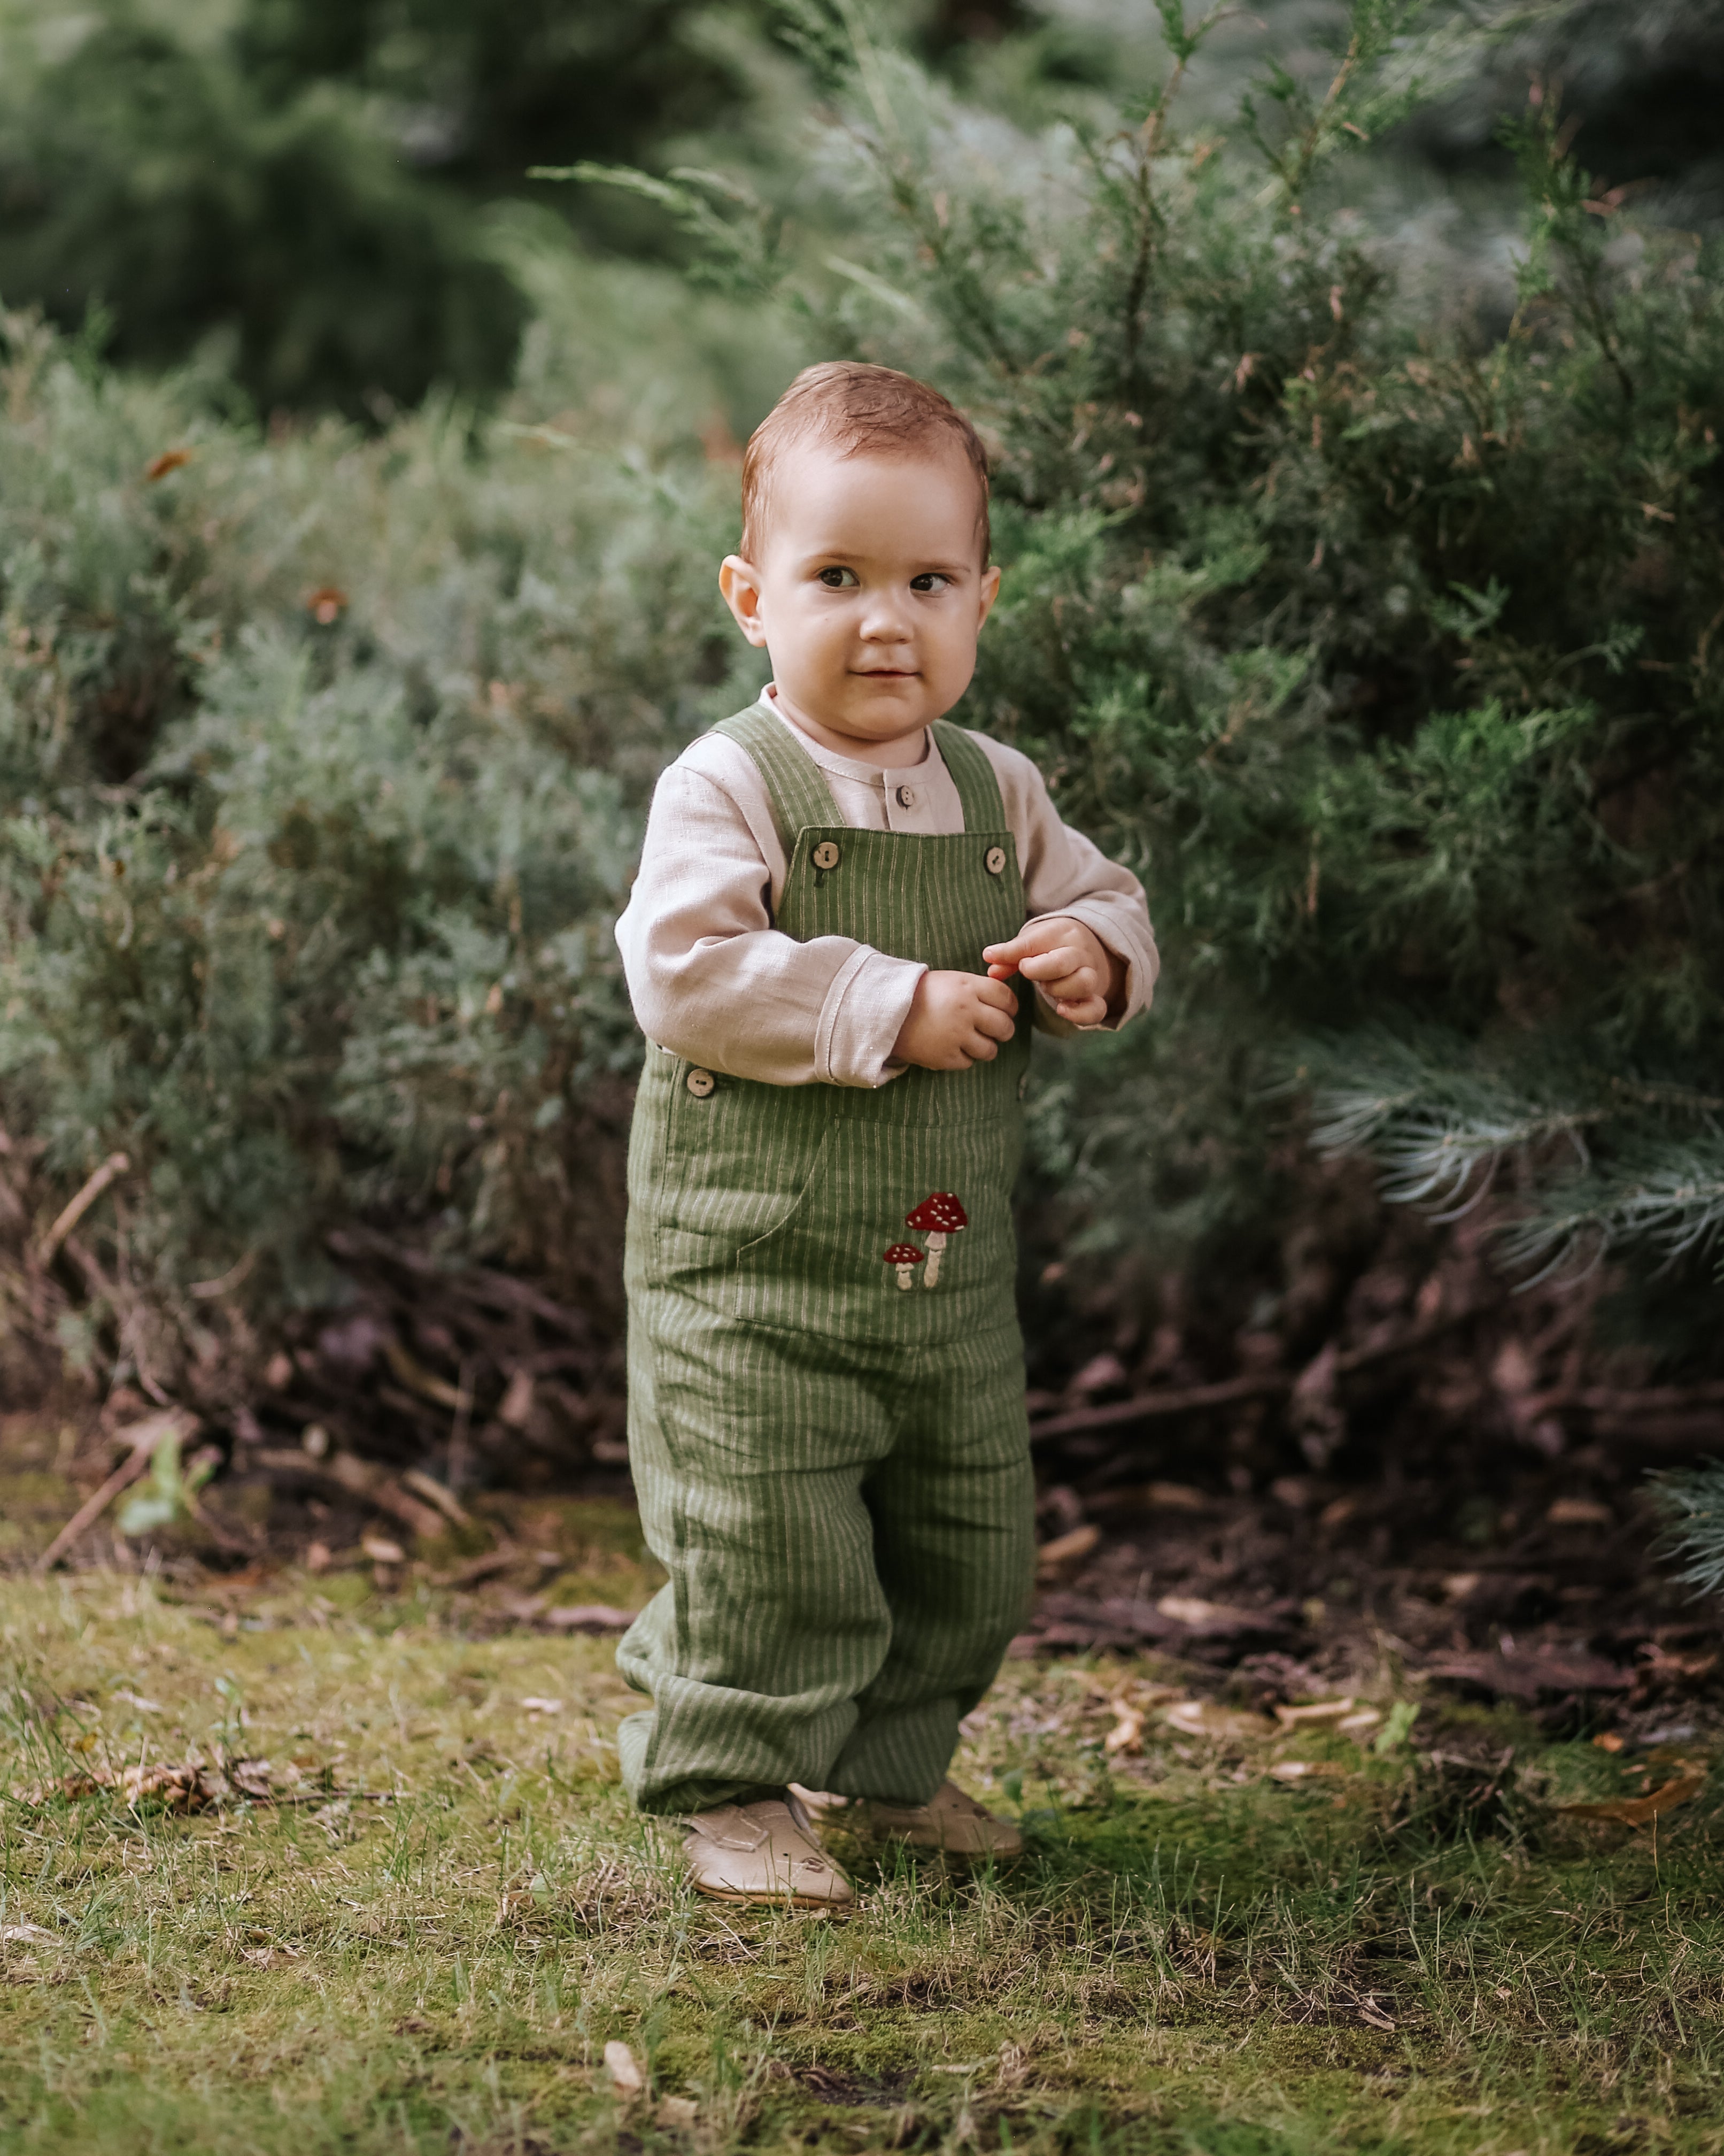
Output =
[{"x1": 693, "y1": 0, "x2": 1724, "y2": 1351}]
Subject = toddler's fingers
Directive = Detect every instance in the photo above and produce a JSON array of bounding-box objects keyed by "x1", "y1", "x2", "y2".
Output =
[
  {"x1": 1015, "y1": 945, "x2": 1087, "y2": 985},
  {"x1": 977, "y1": 976, "x2": 1018, "y2": 1013},
  {"x1": 1053, "y1": 994, "x2": 1107, "y2": 1026},
  {"x1": 973, "y1": 999, "x2": 1017, "y2": 1043}
]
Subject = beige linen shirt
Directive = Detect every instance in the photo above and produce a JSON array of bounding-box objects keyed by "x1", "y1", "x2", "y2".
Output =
[{"x1": 615, "y1": 690, "x2": 1158, "y2": 1089}]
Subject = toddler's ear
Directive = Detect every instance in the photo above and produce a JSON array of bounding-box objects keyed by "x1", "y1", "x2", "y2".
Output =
[{"x1": 720, "y1": 555, "x2": 769, "y2": 646}]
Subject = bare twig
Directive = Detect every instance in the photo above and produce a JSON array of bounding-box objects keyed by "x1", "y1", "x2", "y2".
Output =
[
  {"x1": 37, "y1": 1153, "x2": 128, "y2": 1267},
  {"x1": 400, "y1": 1467, "x2": 474, "y2": 1530},
  {"x1": 1029, "y1": 1301, "x2": 1494, "y2": 1441},
  {"x1": 34, "y1": 1409, "x2": 199, "y2": 1572}
]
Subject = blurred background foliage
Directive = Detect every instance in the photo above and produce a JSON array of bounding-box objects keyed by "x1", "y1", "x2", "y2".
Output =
[{"x1": 2, "y1": 0, "x2": 1723, "y2": 1513}]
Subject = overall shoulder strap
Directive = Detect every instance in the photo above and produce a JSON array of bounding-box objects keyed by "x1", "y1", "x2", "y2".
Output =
[
  {"x1": 931, "y1": 721, "x2": 1009, "y2": 831},
  {"x1": 709, "y1": 702, "x2": 842, "y2": 850}
]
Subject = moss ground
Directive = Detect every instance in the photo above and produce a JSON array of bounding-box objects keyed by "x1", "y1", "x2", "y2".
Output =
[{"x1": 2, "y1": 1504, "x2": 1721, "y2": 2156}]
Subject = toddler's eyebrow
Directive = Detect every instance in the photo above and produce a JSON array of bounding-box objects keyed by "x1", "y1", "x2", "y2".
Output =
[{"x1": 791, "y1": 546, "x2": 975, "y2": 575}]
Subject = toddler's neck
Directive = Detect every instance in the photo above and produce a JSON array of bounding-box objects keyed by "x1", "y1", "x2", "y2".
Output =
[{"x1": 768, "y1": 684, "x2": 930, "y2": 771}]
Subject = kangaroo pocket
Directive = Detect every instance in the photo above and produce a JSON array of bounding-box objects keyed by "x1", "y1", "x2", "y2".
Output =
[{"x1": 724, "y1": 1111, "x2": 1022, "y2": 1345}]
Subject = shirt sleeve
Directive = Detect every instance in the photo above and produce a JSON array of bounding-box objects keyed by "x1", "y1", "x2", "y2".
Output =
[
  {"x1": 614, "y1": 758, "x2": 926, "y2": 1088},
  {"x1": 970, "y1": 733, "x2": 1160, "y2": 1033}
]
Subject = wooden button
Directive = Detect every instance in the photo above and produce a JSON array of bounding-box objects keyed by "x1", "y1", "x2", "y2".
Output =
[
  {"x1": 985, "y1": 845, "x2": 1007, "y2": 875},
  {"x1": 686, "y1": 1068, "x2": 715, "y2": 1098},
  {"x1": 812, "y1": 841, "x2": 841, "y2": 871},
  {"x1": 895, "y1": 784, "x2": 916, "y2": 808}
]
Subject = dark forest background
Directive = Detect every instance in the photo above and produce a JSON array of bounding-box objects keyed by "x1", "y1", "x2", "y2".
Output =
[{"x1": 3, "y1": 0, "x2": 1724, "y2": 1581}]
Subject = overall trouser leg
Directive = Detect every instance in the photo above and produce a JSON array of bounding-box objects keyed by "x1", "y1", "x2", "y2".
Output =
[
  {"x1": 617, "y1": 1307, "x2": 1035, "y2": 1815},
  {"x1": 619, "y1": 1306, "x2": 902, "y2": 1815},
  {"x1": 825, "y1": 1322, "x2": 1035, "y2": 1805}
]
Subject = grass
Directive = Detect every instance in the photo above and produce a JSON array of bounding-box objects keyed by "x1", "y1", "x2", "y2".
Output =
[{"x1": 2, "y1": 1512, "x2": 1721, "y2": 2155}]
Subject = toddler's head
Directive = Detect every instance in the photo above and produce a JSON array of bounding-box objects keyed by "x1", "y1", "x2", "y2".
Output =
[{"x1": 720, "y1": 362, "x2": 1000, "y2": 753}]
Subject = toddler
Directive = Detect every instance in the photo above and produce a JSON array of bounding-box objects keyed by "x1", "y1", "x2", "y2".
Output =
[{"x1": 614, "y1": 361, "x2": 1157, "y2": 1906}]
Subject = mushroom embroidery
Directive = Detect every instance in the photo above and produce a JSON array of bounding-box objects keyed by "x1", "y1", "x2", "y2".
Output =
[
  {"x1": 904, "y1": 1192, "x2": 968, "y2": 1287},
  {"x1": 883, "y1": 1243, "x2": 925, "y2": 1291}
]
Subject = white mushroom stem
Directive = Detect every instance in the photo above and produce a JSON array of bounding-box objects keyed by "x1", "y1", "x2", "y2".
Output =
[
  {"x1": 895, "y1": 1263, "x2": 915, "y2": 1290},
  {"x1": 923, "y1": 1231, "x2": 949, "y2": 1286}
]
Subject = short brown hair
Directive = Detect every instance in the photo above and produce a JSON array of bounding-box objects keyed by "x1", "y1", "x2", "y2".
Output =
[{"x1": 740, "y1": 361, "x2": 991, "y2": 565}]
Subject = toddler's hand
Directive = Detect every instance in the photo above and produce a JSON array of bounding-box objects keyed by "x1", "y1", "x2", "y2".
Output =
[
  {"x1": 893, "y1": 971, "x2": 1019, "y2": 1071},
  {"x1": 983, "y1": 917, "x2": 1124, "y2": 1027}
]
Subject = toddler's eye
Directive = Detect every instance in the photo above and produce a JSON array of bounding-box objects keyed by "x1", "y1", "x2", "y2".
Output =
[
  {"x1": 816, "y1": 566, "x2": 859, "y2": 588},
  {"x1": 909, "y1": 573, "x2": 952, "y2": 593}
]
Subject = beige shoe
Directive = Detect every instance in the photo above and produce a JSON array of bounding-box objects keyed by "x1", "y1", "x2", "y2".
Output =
[
  {"x1": 681, "y1": 1795, "x2": 854, "y2": 1908},
  {"x1": 857, "y1": 1780, "x2": 1024, "y2": 1857}
]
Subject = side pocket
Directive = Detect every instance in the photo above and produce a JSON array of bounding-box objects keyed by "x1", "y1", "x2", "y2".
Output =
[{"x1": 730, "y1": 1122, "x2": 834, "y2": 1265}]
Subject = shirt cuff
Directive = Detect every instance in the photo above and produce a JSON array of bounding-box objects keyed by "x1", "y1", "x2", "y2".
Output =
[{"x1": 816, "y1": 949, "x2": 927, "y2": 1087}]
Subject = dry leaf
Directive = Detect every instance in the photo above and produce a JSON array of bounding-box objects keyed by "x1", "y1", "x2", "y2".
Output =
[
  {"x1": 656, "y1": 2097, "x2": 699, "y2": 2129},
  {"x1": 1156, "y1": 1593, "x2": 1268, "y2": 1634},
  {"x1": 145, "y1": 448, "x2": 194, "y2": 481},
  {"x1": 0, "y1": 1923, "x2": 58, "y2": 1947},
  {"x1": 1274, "y1": 1697, "x2": 1355, "y2": 1729},
  {"x1": 1144, "y1": 1481, "x2": 1210, "y2": 1510},
  {"x1": 227, "y1": 1758, "x2": 273, "y2": 1800},
  {"x1": 1162, "y1": 1699, "x2": 1276, "y2": 1742},
  {"x1": 1547, "y1": 1497, "x2": 1612, "y2": 1527},
  {"x1": 520, "y1": 1696, "x2": 562, "y2": 1715},
  {"x1": 1037, "y1": 1522, "x2": 1101, "y2": 1570},
  {"x1": 1104, "y1": 1704, "x2": 1145, "y2": 1756},
  {"x1": 120, "y1": 1761, "x2": 220, "y2": 1811},
  {"x1": 1337, "y1": 1708, "x2": 1383, "y2": 1739},
  {"x1": 1559, "y1": 1772, "x2": 1705, "y2": 1827},
  {"x1": 1592, "y1": 1732, "x2": 1625, "y2": 1754},
  {"x1": 306, "y1": 585, "x2": 348, "y2": 626},
  {"x1": 362, "y1": 1534, "x2": 405, "y2": 1566},
  {"x1": 1269, "y1": 1760, "x2": 1347, "y2": 1782},
  {"x1": 604, "y1": 2040, "x2": 646, "y2": 2095},
  {"x1": 540, "y1": 1604, "x2": 634, "y2": 1632}
]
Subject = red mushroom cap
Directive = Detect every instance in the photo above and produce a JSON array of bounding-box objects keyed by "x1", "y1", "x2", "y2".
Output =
[
  {"x1": 882, "y1": 1243, "x2": 924, "y2": 1266},
  {"x1": 904, "y1": 1192, "x2": 968, "y2": 1234}
]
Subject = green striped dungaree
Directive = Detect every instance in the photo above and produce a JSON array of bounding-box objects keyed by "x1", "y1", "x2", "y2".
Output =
[{"x1": 617, "y1": 704, "x2": 1038, "y2": 1815}]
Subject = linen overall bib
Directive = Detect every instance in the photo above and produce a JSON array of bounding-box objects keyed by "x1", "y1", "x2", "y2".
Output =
[{"x1": 617, "y1": 704, "x2": 1038, "y2": 1815}]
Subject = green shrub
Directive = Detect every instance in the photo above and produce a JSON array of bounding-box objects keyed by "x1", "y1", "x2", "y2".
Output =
[
  {"x1": 654, "y1": 0, "x2": 1723, "y2": 1362},
  {"x1": 0, "y1": 299, "x2": 755, "y2": 1400}
]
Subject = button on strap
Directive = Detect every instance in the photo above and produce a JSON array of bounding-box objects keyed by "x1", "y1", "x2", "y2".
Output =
[
  {"x1": 811, "y1": 840, "x2": 841, "y2": 871},
  {"x1": 686, "y1": 1068, "x2": 715, "y2": 1098},
  {"x1": 985, "y1": 845, "x2": 1007, "y2": 875}
]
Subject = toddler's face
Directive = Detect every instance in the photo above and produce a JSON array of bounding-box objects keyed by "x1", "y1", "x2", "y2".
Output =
[{"x1": 720, "y1": 441, "x2": 1000, "y2": 751}]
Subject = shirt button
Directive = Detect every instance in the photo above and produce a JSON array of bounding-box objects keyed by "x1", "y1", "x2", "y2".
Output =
[
  {"x1": 985, "y1": 845, "x2": 1007, "y2": 875},
  {"x1": 895, "y1": 784, "x2": 916, "y2": 808},
  {"x1": 686, "y1": 1068, "x2": 715, "y2": 1098},
  {"x1": 811, "y1": 840, "x2": 841, "y2": 871}
]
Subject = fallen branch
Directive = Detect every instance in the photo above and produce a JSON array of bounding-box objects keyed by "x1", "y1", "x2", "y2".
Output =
[
  {"x1": 253, "y1": 1449, "x2": 446, "y2": 1540},
  {"x1": 1030, "y1": 1302, "x2": 1493, "y2": 1442},
  {"x1": 36, "y1": 1152, "x2": 129, "y2": 1267},
  {"x1": 34, "y1": 1409, "x2": 200, "y2": 1572},
  {"x1": 1031, "y1": 1373, "x2": 1282, "y2": 1442}
]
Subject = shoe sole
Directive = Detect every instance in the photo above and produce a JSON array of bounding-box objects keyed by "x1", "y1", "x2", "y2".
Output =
[
  {"x1": 691, "y1": 1880, "x2": 853, "y2": 1911},
  {"x1": 879, "y1": 1827, "x2": 1023, "y2": 1857}
]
